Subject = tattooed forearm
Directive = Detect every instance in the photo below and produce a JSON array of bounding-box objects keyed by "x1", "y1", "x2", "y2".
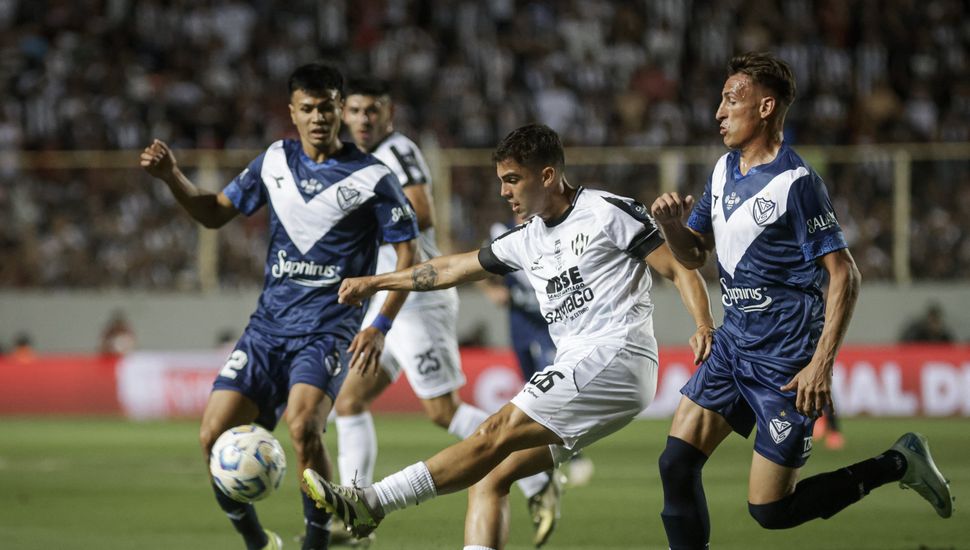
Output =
[{"x1": 412, "y1": 264, "x2": 438, "y2": 291}]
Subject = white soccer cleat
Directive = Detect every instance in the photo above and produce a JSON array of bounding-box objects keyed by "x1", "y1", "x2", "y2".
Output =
[
  {"x1": 302, "y1": 469, "x2": 384, "y2": 538},
  {"x1": 528, "y1": 471, "x2": 563, "y2": 547},
  {"x1": 261, "y1": 529, "x2": 283, "y2": 549},
  {"x1": 891, "y1": 432, "x2": 954, "y2": 518}
]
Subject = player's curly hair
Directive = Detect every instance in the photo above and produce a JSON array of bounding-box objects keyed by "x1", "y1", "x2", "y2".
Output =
[
  {"x1": 492, "y1": 123, "x2": 565, "y2": 171},
  {"x1": 288, "y1": 63, "x2": 344, "y2": 98},
  {"x1": 729, "y1": 52, "x2": 796, "y2": 106}
]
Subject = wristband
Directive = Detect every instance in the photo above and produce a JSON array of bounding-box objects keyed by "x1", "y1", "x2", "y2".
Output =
[{"x1": 371, "y1": 313, "x2": 393, "y2": 335}]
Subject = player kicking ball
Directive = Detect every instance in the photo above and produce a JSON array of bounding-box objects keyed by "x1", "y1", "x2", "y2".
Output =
[
  {"x1": 651, "y1": 52, "x2": 952, "y2": 550},
  {"x1": 303, "y1": 123, "x2": 716, "y2": 550}
]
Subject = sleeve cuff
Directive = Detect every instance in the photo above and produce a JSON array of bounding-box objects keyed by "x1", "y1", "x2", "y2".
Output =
[
  {"x1": 801, "y1": 232, "x2": 848, "y2": 261},
  {"x1": 478, "y1": 246, "x2": 516, "y2": 275},
  {"x1": 628, "y1": 227, "x2": 665, "y2": 259}
]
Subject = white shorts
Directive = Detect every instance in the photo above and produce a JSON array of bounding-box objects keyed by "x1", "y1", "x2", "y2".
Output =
[
  {"x1": 363, "y1": 302, "x2": 465, "y2": 399},
  {"x1": 511, "y1": 346, "x2": 658, "y2": 465}
]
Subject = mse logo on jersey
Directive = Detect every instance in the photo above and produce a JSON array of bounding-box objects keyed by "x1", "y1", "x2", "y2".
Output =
[{"x1": 544, "y1": 266, "x2": 595, "y2": 325}]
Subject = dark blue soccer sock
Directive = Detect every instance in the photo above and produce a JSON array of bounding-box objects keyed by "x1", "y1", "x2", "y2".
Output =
[
  {"x1": 659, "y1": 436, "x2": 711, "y2": 550},
  {"x1": 302, "y1": 491, "x2": 332, "y2": 550},
  {"x1": 211, "y1": 482, "x2": 268, "y2": 550},
  {"x1": 748, "y1": 450, "x2": 907, "y2": 529}
]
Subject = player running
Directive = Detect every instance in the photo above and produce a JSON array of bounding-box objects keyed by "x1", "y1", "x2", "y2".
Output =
[
  {"x1": 332, "y1": 76, "x2": 556, "y2": 546},
  {"x1": 302, "y1": 123, "x2": 716, "y2": 550},
  {"x1": 650, "y1": 52, "x2": 953, "y2": 550},
  {"x1": 140, "y1": 64, "x2": 419, "y2": 550}
]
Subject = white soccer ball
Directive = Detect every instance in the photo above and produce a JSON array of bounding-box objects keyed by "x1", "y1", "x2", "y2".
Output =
[{"x1": 210, "y1": 424, "x2": 287, "y2": 503}]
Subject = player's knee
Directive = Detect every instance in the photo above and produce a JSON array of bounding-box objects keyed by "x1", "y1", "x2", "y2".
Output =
[
  {"x1": 748, "y1": 498, "x2": 796, "y2": 530},
  {"x1": 427, "y1": 409, "x2": 453, "y2": 429},
  {"x1": 658, "y1": 437, "x2": 706, "y2": 485},
  {"x1": 334, "y1": 393, "x2": 366, "y2": 416}
]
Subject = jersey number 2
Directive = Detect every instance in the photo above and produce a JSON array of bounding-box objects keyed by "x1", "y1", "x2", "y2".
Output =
[{"x1": 219, "y1": 350, "x2": 249, "y2": 379}]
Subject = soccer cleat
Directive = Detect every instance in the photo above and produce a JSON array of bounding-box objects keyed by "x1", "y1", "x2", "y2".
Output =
[
  {"x1": 528, "y1": 470, "x2": 563, "y2": 547},
  {"x1": 302, "y1": 469, "x2": 384, "y2": 538},
  {"x1": 261, "y1": 529, "x2": 283, "y2": 550},
  {"x1": 564, "y1": 453, "x2": 595, "y2": 488},
  {"x1": 824, "y1": 430, "x2": 845, "y2": 451},
  {"x1": 891, "y1": 432, "x2": 954, "y2": 518},
  {"x1": 328, "y1": 516, "x2": 376, "y2": 547}
]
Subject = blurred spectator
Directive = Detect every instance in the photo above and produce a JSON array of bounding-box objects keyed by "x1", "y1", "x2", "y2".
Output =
[
  {"x1": 900, "y1": 302, "x2": 956, "y2": 344},
  {"x1": 99, "y1": 310, "x2": 136, "y2": 355},
  {"x1": 11, "y1": 332, "x2": 35, "y2": 364},
  {"x1": 0, "y1": 1, "x2": 967, "y2": 287}
]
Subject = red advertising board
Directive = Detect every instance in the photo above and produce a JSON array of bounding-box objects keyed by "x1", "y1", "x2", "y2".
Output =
[{"x1": 1, "y1": 345, "x2": 968, "y2": 418}]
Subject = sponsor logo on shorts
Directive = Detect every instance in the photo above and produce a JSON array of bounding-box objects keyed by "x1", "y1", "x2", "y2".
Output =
[
  {"x1": 802, "y1": 436, "x2": 813, "y2": 457},
  {"x1": 769, "y1": 418, "x2": 792, "y2": 444}
]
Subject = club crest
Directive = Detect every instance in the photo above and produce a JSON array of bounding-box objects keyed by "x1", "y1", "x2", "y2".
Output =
[
  {"x1": 753, "y1": 196, "x2": 776, "y2": 226},
  {"x1": 769, "y1": 418, "x2": 792, "y2": 444},
  {"x1": 571, "y1": 233, "x2": 590, "y2": 256},
  {"x1": 337, "y1": 184, "x2": 361, "y2": 211}
]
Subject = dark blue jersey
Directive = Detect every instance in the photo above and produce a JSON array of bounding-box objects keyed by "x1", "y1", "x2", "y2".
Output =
[
  {"x1": 223, "y1": 139, "x2": 418, "y2": 340},
  {"x1": 688, "y1": 143, "x2": 847, "y2": 371}
]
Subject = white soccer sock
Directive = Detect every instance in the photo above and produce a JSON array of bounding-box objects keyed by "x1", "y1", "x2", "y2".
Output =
[
  {"x1": 447, "y1": 403, "x2": 489, "y2": 438},
  {"x1": 463, "y1": 546, "x2": 497, "y2": 550},
  {"x1": 516, "y1": 470, "x2": 551, "y2": 499},
  {"x1": 373, "y1": 461, "x2": 437, "y2": 513},
  {"x1": 336, "y1": 412, "x2": 377, "y2": 486},
  {"x1": 446, "y1": 403, "x2": 551, "y2": 499}
]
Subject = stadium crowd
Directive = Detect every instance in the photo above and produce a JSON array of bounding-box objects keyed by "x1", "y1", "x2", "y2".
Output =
[{"x1": 0, "y1": 0, "x2": 968, "y2": 288}]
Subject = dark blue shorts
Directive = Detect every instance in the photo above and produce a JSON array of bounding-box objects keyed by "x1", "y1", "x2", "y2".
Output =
[
  {"x1": 681, "y1": 331, "x2": 815, "y2": 468},
  {"x1": 509, "y1": 310, "x2": 557, "y2": 380},
  {"x1": 212, "y1": 325, "x2": 350, "y2": 430}
]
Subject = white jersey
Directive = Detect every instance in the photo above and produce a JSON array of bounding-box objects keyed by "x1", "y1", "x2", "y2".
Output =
[
  {"x1": 480, "y1": 187, "x2": 665, "y2": 363},
  {"x1": 367, "y1": 131, "x2": 456, "y2": 312}
]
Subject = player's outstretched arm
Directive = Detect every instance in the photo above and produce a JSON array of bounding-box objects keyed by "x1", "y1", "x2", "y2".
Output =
[
  {"x1": 646, "y1": 243, "x2": 716, "y2": 365},
  {"x1": 781, "y1": 249, "x2": 861, "y2": 416},
  {"x1": 650, "y1": 192, "x2": 712, "y2": 269},
  {"x1": 139, "y1": 139, "x2": 238, "y2": 229},
  {"x1": 338, "y1": 250, "x2": 488, "y2": 307},
  {"x1": 347, "y1": 238, "x2": 418, "y2": 375}
]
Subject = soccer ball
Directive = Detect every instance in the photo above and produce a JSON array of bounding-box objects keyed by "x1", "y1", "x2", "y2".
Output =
[{"x1": 210, "y1": 424, "x2": 287, "y2": 503}]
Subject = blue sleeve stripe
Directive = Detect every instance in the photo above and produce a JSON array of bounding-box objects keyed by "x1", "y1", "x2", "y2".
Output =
[{"x1": 801, "y1": 232, "x2": 848, "y2": 261}]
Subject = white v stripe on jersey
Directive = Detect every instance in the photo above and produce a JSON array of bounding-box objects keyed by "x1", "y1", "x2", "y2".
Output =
[
  {"x1": 261, "y1": 144, "x2": 385, "y2": 255},
  {"x1": 712, "y1": 164, "x2": 809, "y2": 277}
]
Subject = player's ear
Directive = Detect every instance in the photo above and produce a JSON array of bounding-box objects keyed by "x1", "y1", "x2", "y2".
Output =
[
  {"x1": 541, "y1": 166, "x2": 556, "y2": 188},
  {"x1": 760, "y1": 96, "x2": 776, "y2": 120}
]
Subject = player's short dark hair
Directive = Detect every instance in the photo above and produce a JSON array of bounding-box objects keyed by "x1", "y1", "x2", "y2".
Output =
[
  {"x1": 492, "y1": 124, "x2": 565, "y2": 171},
  {"x1": 345, "y1": 76, "x2": 391, "y2": 98},
  {"x1": 728, "y1": 52, "x2": 796, "y2": 106},
  {"x1": 288, "y1": 63, "x2": 344, "y2": 98}
]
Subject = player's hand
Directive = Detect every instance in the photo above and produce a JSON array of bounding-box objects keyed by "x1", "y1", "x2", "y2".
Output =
[
  {"x1": 780, "y1": 360, "x2": 833, "y2": 418},
  {"x1": 688, "y1": 325, "x2": 715, "y2": 365},
  {"x1": 651, "y1": 192, "x2": 695, "y2": 226},
  {"x1": 339, "y1": 277, "x2": 378, "y2": 307},
  {"x1": 348, "y1": 326, "x2": 385, "y2": 376},
  {"x1": 140, "y1": 139, "x2": 177, "y2": 179}
]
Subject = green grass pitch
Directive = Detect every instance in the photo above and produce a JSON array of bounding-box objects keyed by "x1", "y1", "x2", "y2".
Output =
[{"x1": 0, "y1": 416, "x2": 964, "y2": 549}]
